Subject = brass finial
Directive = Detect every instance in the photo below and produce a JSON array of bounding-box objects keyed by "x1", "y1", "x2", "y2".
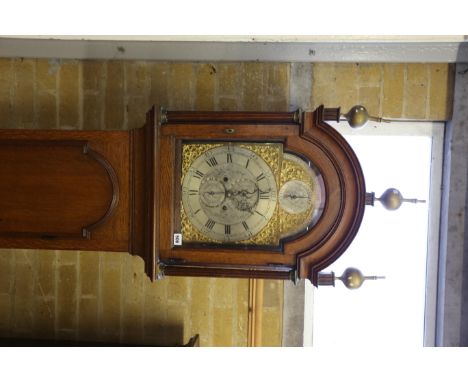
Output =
[
  {"x1": 336, "y1": 267, "x2": 385, "y2": 290},
  {"x1": 341, "y1": 105, "x2": 390, "y2": 128},
  {"x1": 368, "y1": 188, "x2": 426, "y2": 210},
  {"x1": 317, "y1": 267, "x2": 385, "y2": 290}
]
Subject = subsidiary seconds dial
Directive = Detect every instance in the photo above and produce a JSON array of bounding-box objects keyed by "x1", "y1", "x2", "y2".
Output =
[
  {"x1": 181, "y1": 145, "x2": 278, "y2": 243},
  {"x1": 279, "y1": 179, "x2": 313, "y2": 214}
]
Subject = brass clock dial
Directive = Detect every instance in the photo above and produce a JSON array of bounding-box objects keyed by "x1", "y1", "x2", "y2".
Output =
[{"x1": 181, "y1": 144, "x2": 278, "y2": 243}]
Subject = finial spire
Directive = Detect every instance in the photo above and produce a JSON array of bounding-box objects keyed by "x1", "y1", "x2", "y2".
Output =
[
  {"x1": 366, "y1": 188, "x2": 426, "y2": 210},
  {"x1": 317, "y1": 267, "x2": 385, "y2": 290}
]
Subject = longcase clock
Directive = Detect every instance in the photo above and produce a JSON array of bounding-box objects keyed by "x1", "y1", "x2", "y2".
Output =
[{"x1": 0, "y1": 106, "x2": 365, "y2": 285}]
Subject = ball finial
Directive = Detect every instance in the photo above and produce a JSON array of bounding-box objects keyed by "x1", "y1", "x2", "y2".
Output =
[
  {"x1": 336, "y1": 267, "x2": 365, "y2": 289},
  {"x1": 336, "y1": 267, "x2": 385, "y2": 290},
  {"x1": 377, "y1": 188, "x2": 404, "y2": 210},
  {"x1": 373, "y1": 188, "x2": 426, "y2": 211},
  {"x1": 341, "y1": 105, "x2": 390, "y2": 128},
  {"x1": 343, "y1": 105, "x2": 369, "y2": 128}
]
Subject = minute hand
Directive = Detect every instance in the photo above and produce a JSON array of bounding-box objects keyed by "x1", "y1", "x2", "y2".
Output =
[{"x1": 202, "y1": 191, "x2": 225, "y2": 196}]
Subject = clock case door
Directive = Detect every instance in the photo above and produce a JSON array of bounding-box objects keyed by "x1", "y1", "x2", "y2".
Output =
[{"x1": 156, "y1": 106, "x2": 366, "y2": 285}]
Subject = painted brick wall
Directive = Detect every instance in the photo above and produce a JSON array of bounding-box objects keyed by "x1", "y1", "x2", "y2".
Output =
[{"x1": 0, "y1": 58, "x2": 453, "y2": 346}]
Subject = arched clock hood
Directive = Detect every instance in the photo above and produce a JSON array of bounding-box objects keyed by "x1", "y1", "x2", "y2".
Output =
[{"x1": 153, "y1": 105, "x2": 366, "y2": 285}]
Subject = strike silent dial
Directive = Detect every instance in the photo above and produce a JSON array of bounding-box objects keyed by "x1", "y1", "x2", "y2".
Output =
[{"x1": 279, "y1": 180, "x2": 313, "y2": 214}]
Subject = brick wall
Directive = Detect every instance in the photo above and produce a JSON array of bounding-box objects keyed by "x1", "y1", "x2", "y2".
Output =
[
  {"x1": 0, "y1": 58, "x2": 453, "y2": 346},
  {"x1": 312, "y1": 63, "x2": 453, "y2": 119}
]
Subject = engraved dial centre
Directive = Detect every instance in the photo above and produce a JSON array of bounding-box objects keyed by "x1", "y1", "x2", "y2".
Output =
[{"x1": 199, "y1": 178, "x2": 226, "y2": 207}]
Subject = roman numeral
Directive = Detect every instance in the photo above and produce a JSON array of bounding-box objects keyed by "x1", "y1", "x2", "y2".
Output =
[
  {"x1": 242, "y1": 221, "x2": 249, "y2": 231},
  {"x1": 259, "y1": 190, "x2": 270, "y2": 199},
  {"x1": 205, "y1": 219, "x2": 216, "y2": 230},
  {"x1": 245, "y1": 159, "x2": 250, "y2": 169},
  {"x1": 193, "y1": 170, "x2": 204, "y2": 179},
  {"x1": 188, "y1": 189, "x2": 198, "y2": 196},
  {"x1": 255, "y1": 210, "x2": 266, "y2": 218},
  {"x1": 227, "y1": 153, "x2": 233, "y2": 163},
  {"x1": 194, "y1": 209, "x2": 201, "y2": 215},
  {"x1": 256, "y1": 173, "x2": 266, "y2": 182},
  {"x1": 206, "y1": 157, "x2": 218, "y2": 167},
  {"x1": 225, "y1": 225, "x2": 231, "y2": 235}
]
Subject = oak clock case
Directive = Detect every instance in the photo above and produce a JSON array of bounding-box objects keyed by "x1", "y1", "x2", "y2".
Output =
[{"x1": 0, "y1": 106, "x2": 365, "y2": 286}]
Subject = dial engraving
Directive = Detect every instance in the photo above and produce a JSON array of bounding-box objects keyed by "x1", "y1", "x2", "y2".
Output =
[
  {"x1": 182, "y1": 145, "x2": 278, "y2": 243},
  {"x1": 199, "y1": 179, "x2": 225, "y2": 207}
]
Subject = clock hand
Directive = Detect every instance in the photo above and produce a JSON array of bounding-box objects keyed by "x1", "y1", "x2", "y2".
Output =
[
  {"x1": 202, "y1": 191, "x2": 225, "y2": 196},
  {"x1": 227, "y1": 189, "x2": 258, "y2": 198},
  {"x1": 284, "y1": 193, "x2": 309, "y2": 199}
]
